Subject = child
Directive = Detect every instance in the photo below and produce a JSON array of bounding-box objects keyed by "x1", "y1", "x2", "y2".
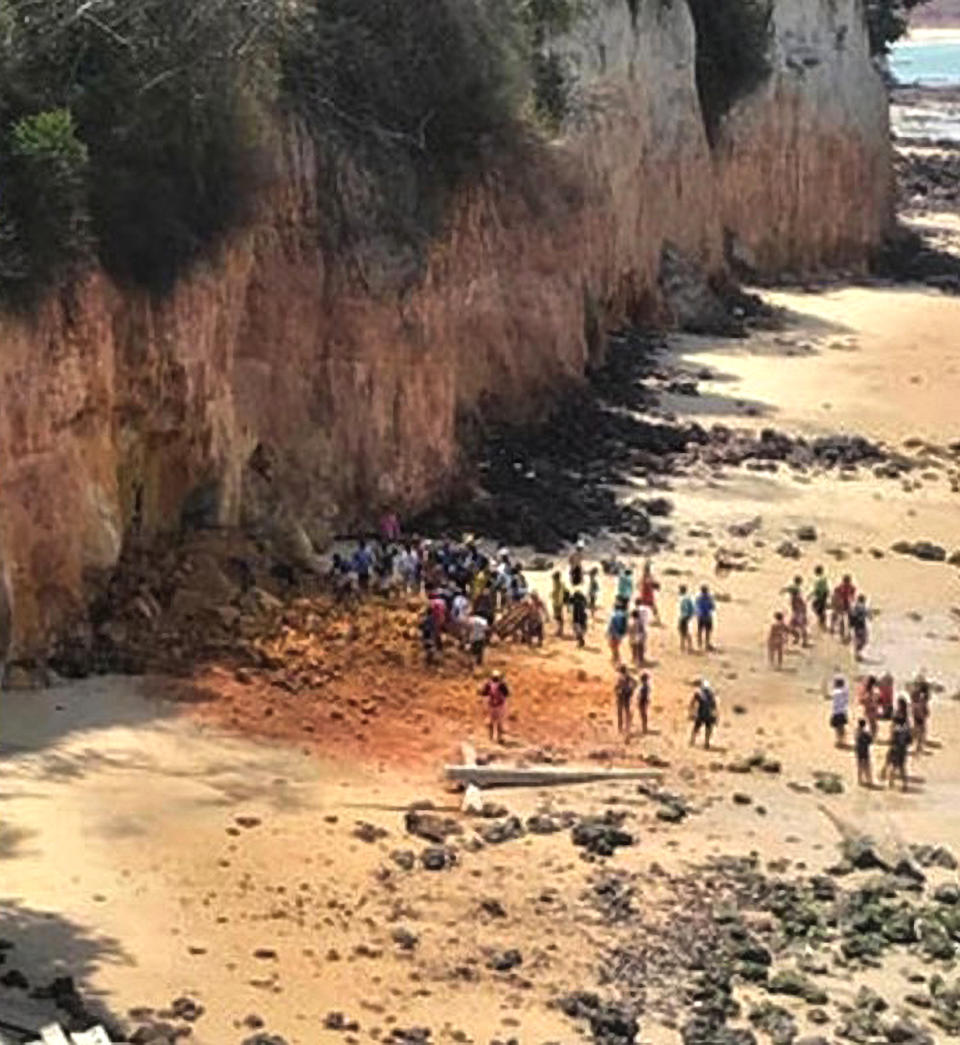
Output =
[
  {"x1": 607, "y1": 603, "x2": 628, "y2": 664},
  {"x1": 678, "y1": 585, "x2": 694, "y2": 654},
  {"x1": 615, "y1": 664, "x2": 635, "y2": 738},
  {"x1": 628, "y1": 609, "x2": 647, "y2": 668},
  {"x1": 637, "y1": 671, "x2": 651, "y2": 736},
  {"x1": 588, "y1": 567, "x2": 600, "y2": 619},
  {"x1": 480, "y1": 671, "x2": 509, "y2": 744},
  {"x1": 550, "y1": 571, "x2": 566, "y2": 637},
  {"x1": 640, "y1": 560, "x2": 661, "y2": 626},
  {"x1": 768, "y1": 611, "x2": 789, "y2": 669},
  {"x1": 855, "y1": 718, "x2": 873, "y2": 787}
]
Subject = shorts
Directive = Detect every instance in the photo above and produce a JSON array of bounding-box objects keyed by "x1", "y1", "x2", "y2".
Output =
[
  {"x1": 679, "y1": 617, "x2": 691, "y2": 636},
  {"x1": 694, "y1": 714, "x2": 715, "y2": 730},
  {"x1": 830, "y1": 712, "x2": 848, "y2": 730},
  {"x1": 616, "y1": 695, "x2": 631, "y2": 713}
]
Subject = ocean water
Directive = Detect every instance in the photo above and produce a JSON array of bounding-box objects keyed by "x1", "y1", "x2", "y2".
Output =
[
  {"x1": 890, "y1": 37, "x2": 960, "y2": 86},
  {"x1": 890, "y1": 37, "x2": 960, "y2": 142}
]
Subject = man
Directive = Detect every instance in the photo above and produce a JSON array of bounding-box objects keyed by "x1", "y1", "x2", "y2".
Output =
[
  {"x1": 810, "y1": 565, "x2": 829, "y2": 630},
  {"x1": 689, "y1": 680, "x2": 717, "y2": 749},
  {"x1": 569, "y1": 540, "x2": 585, "y2": 588},
  {"x1": 830, "y1": 674, "x2": 850, "y2": 748},
  {"x1": 887, "y1": 714, "x2": 912, "y2": 792},
  {"x1": 849, "y1": 594, "x2": 869, "y2": 661},
  {"x1": 637, "y1": 671, "x2": 651, "y2": 736},
  {"x1": 614, "y1": 665, "x2": 635, "y2": 738},
  {"x1": 607, "y1": 602, "x2": 628, "y2": 665},
  {"x1": 570, "y1": 585, "x2": 589, "y2": 649},
  {"x1": 480, "y1": 670, "x2": 510, "y2": 744},
  {"x1": 551, "y1": 571, "x2": 567, "y2": 637},
  {"x1": 468, "y1": 612, "x2": 489, "y2": 667},
  {"x1": 352, "y1": 540, "x2": 373, "y2": 593},
  {"x1": 695, "y1": 584, "x2": 716, "y2": 652},
  {"x1": 420, "y1": 606, "x2": 439, "y2": 666},
  {"x1": 628, "y1": 607, "x2": 647, "y2": 668},
  {"x1": 678, "y1": 584, "x2": 694, "y2": 654},
  {"x1": 855, "y1": 718, "x2": 873, "y2": 788}
]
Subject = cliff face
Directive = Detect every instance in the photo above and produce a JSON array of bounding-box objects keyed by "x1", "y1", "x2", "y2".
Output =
[{"x1": 0, "y1": 0, "x2": 892, "y2": 663}]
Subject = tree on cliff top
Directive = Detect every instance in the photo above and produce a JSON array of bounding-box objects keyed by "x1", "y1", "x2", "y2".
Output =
[{"x1": 865, "y1": 0, "x2": 934, "y2": 54}]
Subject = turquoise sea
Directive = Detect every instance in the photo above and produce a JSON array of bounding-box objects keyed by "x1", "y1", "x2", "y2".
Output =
[{"x1": 890, "y1": 37, "x2": 960, "y2": 86}]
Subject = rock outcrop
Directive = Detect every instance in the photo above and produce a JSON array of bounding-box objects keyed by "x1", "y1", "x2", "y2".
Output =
[{"x1": 0, "y1": 0, "x2": 892, "y2": 662}]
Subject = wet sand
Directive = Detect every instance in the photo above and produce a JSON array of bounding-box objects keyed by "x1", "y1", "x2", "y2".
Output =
[{"x1": 2, "y1": 278, "x2": 960, "y2": 1043}]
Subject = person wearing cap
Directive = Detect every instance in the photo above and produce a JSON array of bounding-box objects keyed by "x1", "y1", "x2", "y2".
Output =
[
  {"x1": 689, "y1": 679, "x2": 718, "y2": 749},
  {"x1": 479, "y1": 670, "x2": 510, "y2": 744}
]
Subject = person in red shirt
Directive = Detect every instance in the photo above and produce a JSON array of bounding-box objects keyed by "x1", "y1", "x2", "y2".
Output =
[
  {"x1": 830, "y1": 573, "x2": 856, "y2": 641},
  {"x1": 480, "y1": 670, "x2": 510, "y2": 744}
]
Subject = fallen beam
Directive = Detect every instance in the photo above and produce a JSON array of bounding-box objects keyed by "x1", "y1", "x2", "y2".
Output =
[{"x1": 444, "y1": 764, "x2": 663, "y2": 788}]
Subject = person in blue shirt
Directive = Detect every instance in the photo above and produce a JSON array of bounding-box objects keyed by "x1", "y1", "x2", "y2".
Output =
[
  {"x1": 695, "y1": 584, "x2": 716, "y2": 652},
  {"x1": 352, "y1": 540, "x2": 373, "y2": 592},
  {"x1": 617, "y1": 566, "x2": 634, "y2": 603},
  {"x1": 607, "y1": 602, "x2": 628, "y2": 664}
]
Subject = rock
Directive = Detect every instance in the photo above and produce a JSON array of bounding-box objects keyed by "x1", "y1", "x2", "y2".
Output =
[
  {"x1": 796, "y1": 525, "x2": 817, "y2": 541},
  {"x1": 420, "y1": 846, "x2": 456, "y2": 871},
  {"x1": 557, "y1": 991, "x2": 639, "y2": 1045},
  {"x1": 935, "y1": 883, "x2": 960, "y2": 905},
  {"x1": 487, "y1": 949, "x2": 522, "y2": 972},
  {"x1": 404, "y1": 810, "x2": 462, "y2": 844},
  {"x1": 526, "y1": 814, "x2": 563, "y2": 835},
  {"x1": 911, "y1": 844, "x2": 958, "y2": 870},
  {"x1": 480, "y1": 897, "x2": 507, "y2": 918},
  {"x1": 390, "y1": 849, "x2": 416, "y2": 871},
  {"x1": 776, "y1": 541, "x2": 801, "y2": 559},
  {"x1": 656, "y1": 803, "x2": 687, "y2": 823},
  {"x1": 813, "y1": 772, "x2": 843, "y2": 795},
  {"x1": 571, "y1": 813, "x2": 634, "y2": 856},
  {"x1": 391, "y1": 928, "x2": 419, "y2": 951},
  {"x1": 884, "y1": 1019, "x2": 934, "y2": 1044},
  {"x1": 891, "y1": 540, "x2": 947, "y2": 562},
  {"x1": 242, "y1": 1035, "x2": 290, "y2": 1045},
  {"x1": 728, "y1": 517, "x2": 762, "y2": 538},
  {"x1": 479, "y1": 817, "x2": 525, "y2": 845},
  {"x1": 324, "y1": 1012, "x2": 360, "y2": 1032},
  {"x1": 353, "y1": 821, "x2": 388, "y2": 843},
  {"x1": 732, "y1": 793, "x2": 752, "y2": 806}
]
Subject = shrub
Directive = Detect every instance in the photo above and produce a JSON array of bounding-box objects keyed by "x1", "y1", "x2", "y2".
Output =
[
  {"x1": 686, "y1": 0, "x2": 774, "y2": 146},
  {"x1": 0, "y1": 108, "x2": 91, "y2": 301}
]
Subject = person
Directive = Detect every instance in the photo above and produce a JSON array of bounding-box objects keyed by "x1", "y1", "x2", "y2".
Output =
[
  {"x1": 855, "y1": 718, "x2": 873, "y2": 787},
  {"x1": 910, "y1": 676, "x2": 930, "y2": 754},
  {"x1": 831, "y1": 573, "x2": 856, "y2": 641},
  {"x1": 860, "y1": 675, "x2": 880, "y2": 739},
  {"x1": 451, "y1": 588, "x2": 471, "y2": 643},
  {"x1": 607, "y1": 602, "x2": 628, "y2": 664},
  {"x1": 468, "y1": 613, "x2": 489, "y2": 667},
  {"x1": 678, "y1": 585, "x2": 695, "y2": 654},
  {"x1": 570, "y1": 586, "x2": 589, "y2": 648},
  {"x1": 849, "y1": 594, "x2": 869, "y2": 661},
  {"x1": 640, "y1": 560, "x2": 661, "y2": 625},
  {"x1": 830, "y1": 674, "x2": 850, "y2": 748},
  {"x1": 637, "y1": 671, "x2": 651, "y2": 736},
  {"x1": 551, "y1": 571, "x2": 567, "y2": 637},
  {"x1": 628, "y1": 608, "x2": 647, "y2": 668},
  {"x1": 474, "y1": 583, "x2": 495, "y2": 627},
  {"x1": 380, "y1": 510, "x2": 401, "y2": 542},
  {"x1": 524, "y1": 592, "x2": 546, "y2": 647},
  {"x1": 695, "y1": 584, "x2": 716, "y2": 652},
  {"x1": 810, "y1": 565, "x2": 830, "y2": 631},
  {"x1": 617, "y1": 566, "x2": 634, "y2": 605},
  {"x1": 614, "y1": 664, "x2": 635, "y2": 738},
  {"x1": 588, "y1": 567, "x2": 600, "y2": 619},
  {"x1": 877, "y1": 671, "x2": 895, "y2": 720},
  {"x1": 510, "y1": 566, "x2": 529, "y2": 603},
  {"x1": 768, "y1": 611, "x2": 789, "y2": 669},
  {"x1": 352, "y1": 540, "x2": 373, "y2": 592},
  {"x1": 784, "y1": 575, "x2": 809, "y2": 647},
  {"x1": 569, "y1": 540, "x2": 585, "y2": 588},
  {"x1": 480, "y1": 671, "x2": 510, "y2": 744},
  {"x1": 689, "y1": 680, "x2": 718, "y2": 749},
  {"x1": 428, "y1": 591, "x2": 447, "y2": 648},
  {"x1": 885, "y1": 707, "x2": 912, "y2": 791},
  {"x1": 420, "y1": 606, "x2": 439, "y2": 666}
]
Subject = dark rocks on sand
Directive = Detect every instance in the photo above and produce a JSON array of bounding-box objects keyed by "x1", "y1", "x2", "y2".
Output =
[
  {"x1": 479, "y1": 816, "x2": 525, "y2": 845},
  {"x1": 390, "y1": 849, "x2": 416, "y2": 871},
  {"x1": 572, "y1": 813, "x2": 635, "y2": 857},
  {"x1": 911, "y1": 844, "x2": 958, "y2": 870},
  {"x1": 891, "y1": 540, "x2": 947, "y2": 562},
  {"x1": 526, "y1": 814, "x2": 563, "y2": 835},
  {"x1": 766, "y1": 970, "x2": 828, "y2": 1005},
  {"x1": 420, "y1": 846, "x2": 457, "y2": 871},
  {"x1": 404, "y1": 811, "x2": 462, "y2": 844},
  {"x1": 557, "y1": 991, "x2": 639, "y2": 1045},
  {"x1": 776, "y1": 541, "x2": 802, "y2": 559},
  {"x1": 324, "y1": 1012, "x2": 360, "y2": 1032},
  {"x1": 934, "y1": 883, "x2": 960, "y2": 905},
  {"x1": 487, "y1": 949, "x2": 523, "y2": 972}
]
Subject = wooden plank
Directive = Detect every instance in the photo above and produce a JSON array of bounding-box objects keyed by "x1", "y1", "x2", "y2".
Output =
[{"x1": 444, "y1": 764, "x2": 663, "y2": 788}]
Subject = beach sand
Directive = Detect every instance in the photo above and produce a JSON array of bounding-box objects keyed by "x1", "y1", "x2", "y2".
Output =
[{"x1": 1, "y1": 278, "x2": 959, "y2": 1043}]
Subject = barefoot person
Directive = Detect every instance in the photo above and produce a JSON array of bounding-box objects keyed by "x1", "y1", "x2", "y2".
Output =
[
  {"x1": 607, "y1": 601, "x2": 628, "y2": 665},
  {"x1": 677, "y1": 585, "x2": 695, "y2": 654},
  {"x1": 784, "y1": 574, "x2": 809, "y2": 647},
  {"x1": 588, "y1": 567, "x2": 600, "y2": 619},
  {"x1": 885, "y1": 708, "x2": 912, "y2": 792},
  {"x1": 810, "y1": 565, "x2": 830, "y2": 631},
  {"x1": 860, "y1": 675, "x2": 880, "y2": 739},
  {"x1": 849, "y1": 594, "x2": 869, "y2": 661},
  {"x1": 637, "y1": 671, "x2": 651, "y2": 736},
  {"x1": 640, "y1": 560, "x2": 662, "y2": 626},
  {"x1": 551, "y1": 571, "x2": 567, "y2": 637},
  {"x1": 910, "y1": 675, "x2": 931, "y2": 755},
  {"x1": 614, "y1": 664, "x2": 635, "y2": 739},
  {"x1": 570, "y1": 585, "x2": 589, "y2": 649},
  {"x1": 695, "y1": 585, "x2": 716, "y2": 652},
  {"x1": 855, "y1": 717, "x2": 874, "y2": 787},
  {"x1": 689, "y1": 679, "x2": 718, "y2": 749},
  {"x1": 628, "y1": 608, "x2": 647, "y2": 668},
  {"x1": 831, "y1": 573, "x2": 856, "y2": 642},
  {"x1": 768, "y1": 611, "x2": 789, "y2": 669},
  {"x1": 569, "y1": 540, "x2": 585, "y2": 588},
  {"x1": 830, "y1": 674, "x2": 850, "y2": 748},
  {"x1": 480, "y1": 670, "x2": 509, "y2": 745}
]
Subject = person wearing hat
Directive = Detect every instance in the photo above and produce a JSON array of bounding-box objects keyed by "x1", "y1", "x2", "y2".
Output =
[
  {"x1": 479, "y1": 670, "x2": 510, "y2": 744},
  {"x1": 689, "y1": 679, "x2": 718, "y2": 749}
]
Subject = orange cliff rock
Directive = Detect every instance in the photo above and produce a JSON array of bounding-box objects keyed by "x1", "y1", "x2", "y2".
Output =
[{"x1": 0, "y1": 0, "x2": 892, "y2": 663}]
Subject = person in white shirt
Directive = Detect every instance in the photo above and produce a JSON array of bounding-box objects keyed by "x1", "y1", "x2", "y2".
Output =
[{"x1": 830, "y1": 674, "x2": 850, "y2": 748}]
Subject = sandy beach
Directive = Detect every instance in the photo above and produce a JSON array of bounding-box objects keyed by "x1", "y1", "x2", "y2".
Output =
[{"x1": 2, "y1": 279, "x2": 960, "y2": 1042}]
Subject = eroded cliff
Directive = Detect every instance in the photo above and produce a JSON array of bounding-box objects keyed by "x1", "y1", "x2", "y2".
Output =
[{"x1": 0, "y1": 0, "x2": 892, "y2": 663}]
